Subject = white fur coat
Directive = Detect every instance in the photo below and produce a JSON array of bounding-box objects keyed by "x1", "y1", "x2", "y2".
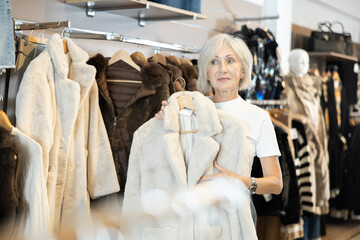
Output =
[
  {"x1": 15, "y1": 34, "x2": 120, "y2": 232},
  {"x1": 123, "y1": 91, "x2": 257, "y2": 240}
]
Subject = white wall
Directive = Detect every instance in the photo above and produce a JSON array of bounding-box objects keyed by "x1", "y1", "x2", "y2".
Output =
[{"x1": 292, "y1": 0, "x2": 360, "y2": 43}]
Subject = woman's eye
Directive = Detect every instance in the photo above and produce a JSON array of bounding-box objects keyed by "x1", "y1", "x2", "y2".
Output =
[
  {"x1": 210, "y1": 59, "x2": 218, "y2": 65},
  {"x1": 227, "y1": 58, "x2": 234, "y2": 64}
]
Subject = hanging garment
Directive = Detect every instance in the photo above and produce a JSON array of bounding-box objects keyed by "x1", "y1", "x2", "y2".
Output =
[
  {"x1": 283, "y1": 74, "x2": 330, "y2": 214},
  {"x1": 11, "y1": 127, "x2": 49, "y2": 240},
  {"x1": 251, "y1": 124, "x2": 302, "y2": 239},
  {"x1": 123, "y1": 91, "x2": 257, "y2": 240},
  {"x1": 0, "y1": 126, "x2": 21, "y2": 239},
  {"x1": 165, "y1": 56, "x2": 201, "y2": 92},
  {"x1": 291, "y1": 116, "x2": 317, "y2": 215},
  {"x1": 6, "y1": 36, "x2": 46, "y2": 125},
  {"x1": 0, "y1": 0, "x2": 15, "y2": 69},
  {"x1": 87, "y1": 53, "x2": 171, "y2": 193},
  {"x1": 321, "y1": 76, "x2": 344, "y2": 197},
  {"x1": 15, "y1": 34, "x2": 120, "y2": 231}
]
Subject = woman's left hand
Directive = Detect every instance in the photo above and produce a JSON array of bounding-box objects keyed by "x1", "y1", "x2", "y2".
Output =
[{"x1": 200, "y1": 161, "x2": 241, "y2": 182}]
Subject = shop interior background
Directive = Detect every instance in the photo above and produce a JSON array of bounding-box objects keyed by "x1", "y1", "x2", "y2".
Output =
[{"x1": 10, "y1": 0, "x2": 360, "y2": 77}]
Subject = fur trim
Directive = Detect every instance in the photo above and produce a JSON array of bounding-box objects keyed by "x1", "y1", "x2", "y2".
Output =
[
  {"x1": 141, "y1": 62, "x2": 170, "y2": 89},
  {"x1": 179, "y1": 63, "x2": 198, "y2": 83},
  {"x1": 0, "y1": 127, "x2": 21, "y2": 224},
  {"x1": 179, "y1": 63, "x2": 200, "y2": 91},
  {"x1": 87, "y1": 53, "x2": 108, "y2": 79}
]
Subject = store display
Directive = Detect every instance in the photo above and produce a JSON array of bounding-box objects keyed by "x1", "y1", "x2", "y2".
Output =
[
  {"x1": 232, "y1": 25, "x2": 283, "y2": 100},
  {"x1": 309, "y1": 21, "x2": 353, "y2": 55},
  {"x1": 1, "y1": 1, "x2": 359, "y2": 239}
]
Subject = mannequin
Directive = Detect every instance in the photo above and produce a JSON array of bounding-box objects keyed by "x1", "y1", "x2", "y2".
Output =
[{"x1": 288, "y1": 48, "x2": 309, "y2": 77}]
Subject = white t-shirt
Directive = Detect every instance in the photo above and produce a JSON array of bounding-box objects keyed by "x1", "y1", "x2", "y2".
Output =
[{"x1": 214, "y1": 96, "x2": 281, "y2": 174}]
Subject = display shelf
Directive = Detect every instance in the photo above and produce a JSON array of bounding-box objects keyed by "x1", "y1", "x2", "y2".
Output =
[
  {"x1": 309, "y1": 51, "x2": 358, "y2": 62},
  {"x1": 65, "y1": 0, "x2": 207, "y2": 26}
]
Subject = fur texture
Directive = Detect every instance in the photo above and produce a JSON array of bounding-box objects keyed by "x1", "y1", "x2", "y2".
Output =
[
  {"x1": 141, "y1": 62, "x2": 170, "y2": 89},
  {"x1": 123, "y1": 91, "x2": 257, "y2": 240},
  {"x1": 16, "y1": 34, "x2": 120, "y2": 231},
  {"x1": 0, "y1": 127, "x2": 20, "y2": 226},
  {"x1": 179, "y1": 63, "x2": 200, "y2": 91}
]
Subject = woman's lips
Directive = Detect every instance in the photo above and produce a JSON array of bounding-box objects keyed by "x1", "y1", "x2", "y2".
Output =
[{"x1": 217, "y1": 77, "x2": 230, "y2": 82}]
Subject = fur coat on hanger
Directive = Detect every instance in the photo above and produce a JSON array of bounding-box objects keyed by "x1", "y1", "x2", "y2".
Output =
[
  {"x1": 0, "y1": 126, "x2": 21, "y2": 237},
  {"x1": 123, "y1": 91, "x2": 257, "y2": 240},
  {"x1": 15, "y1": 34, "x2": 120, "y2": 232}
]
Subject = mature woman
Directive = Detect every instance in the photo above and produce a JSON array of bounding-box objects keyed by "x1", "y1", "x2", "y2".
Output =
[{"x1": 156, "y1": 33, "x2": 283, "y2": 196}]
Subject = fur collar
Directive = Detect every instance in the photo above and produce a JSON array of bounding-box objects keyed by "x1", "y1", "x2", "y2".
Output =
[
  {"x1": 46, "y1": 34, "x2": 96, "y2": 144},
  {"x1": 163, "y1": 91, "x2": 222, "y2": 136}
]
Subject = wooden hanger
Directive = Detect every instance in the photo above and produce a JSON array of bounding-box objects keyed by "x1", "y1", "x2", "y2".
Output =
[
  {"x1": 180, "y1": 58, "x2": 193, "y2": 66},
  {"x1": 176, "y1": 77, "x2": 196, "y2": 111},
  {"x1": 27, "y1": 35, "x2": 48, "y2": 45},
  {"x1": 0, "y1": 110, "x2": 13, "y2": 133},
  {"x1": 177, "y1": 77, "x2": 197, "y2": 135},
  {"x1": 108, "y1": 50, "x2": 141, "y2": 71},
  {"x1": 131, "y1": 51, "x2": 148, "y2": 66},
  {"x1": 63, "y1": 39, "x2": 68, "y2": 54},
  {"x1": 167, "y1": 55, "x2": 181, "y2": 66},
  {"x1": 152, "y1": 54, "x2": 167, "y2": 65},
  {"x1": 27, "y1": 35, "x2": 68, "y2": 53}
]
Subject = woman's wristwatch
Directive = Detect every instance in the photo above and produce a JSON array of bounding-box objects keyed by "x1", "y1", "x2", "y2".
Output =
[{"x1": 249, "y1": 177, "x2": 257, "y2": 195}]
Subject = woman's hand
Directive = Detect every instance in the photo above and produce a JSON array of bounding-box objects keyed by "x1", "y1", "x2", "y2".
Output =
[
  {"x1": 155, "y1": 100, "x2": 169, "y2": 120},
  {"x1": 199, "y1": 161, "x2": 248, "y2": 185}
]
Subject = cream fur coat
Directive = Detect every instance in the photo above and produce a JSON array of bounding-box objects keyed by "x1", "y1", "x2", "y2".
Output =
[
  {"x1": 123, "y1": 91, "x2": 257, "y2": 240},
  {"x1": 15, "y1": 34, "x2": 120, "y2": 231}
]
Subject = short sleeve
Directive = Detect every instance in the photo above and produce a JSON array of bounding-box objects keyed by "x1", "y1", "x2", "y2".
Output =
[{"x1": 256, "y1": 113, "x2": 281, "y2": 158}]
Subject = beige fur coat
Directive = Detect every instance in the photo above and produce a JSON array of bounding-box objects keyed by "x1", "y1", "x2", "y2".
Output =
[
  {"x1": 15, "y1": 34, "x2": 120, "y2": 232},
  {"x1": 123, "y1": 91, "x2": 257, "y2": 240}
]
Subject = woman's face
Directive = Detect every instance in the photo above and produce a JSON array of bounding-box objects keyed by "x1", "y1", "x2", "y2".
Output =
[{"x1": 207, "y1": 43, "x2": 243, "y2": 94}]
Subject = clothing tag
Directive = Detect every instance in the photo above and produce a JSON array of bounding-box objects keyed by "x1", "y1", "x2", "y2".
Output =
[
  {"x1": 179, "y1": 108, "x2": 194, "y2": 116},
  {"x1": 290, "y1": 128, "x2": 298, "y2": 140},
  {"x1": 263, "y1": 194, "x2": 272, "y2": 202}
]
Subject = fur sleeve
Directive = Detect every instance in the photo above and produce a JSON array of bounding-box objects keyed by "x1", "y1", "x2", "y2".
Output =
[
  {"x1": 87, "y1": 82, "x2": 120, "y2": 198},
  {"x1": 122, "y1": 130, "x2": 143, "y2": 239},
  {"x1": 15, "y1": 54, "x2": 55, "y2": 181}
]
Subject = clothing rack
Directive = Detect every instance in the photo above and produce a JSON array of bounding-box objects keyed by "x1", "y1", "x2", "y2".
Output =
[
  {"x1": 13, "y1": 19, "x2": 200, "y2": 54},
  {"x1": 233, "y1": 14, "x2": 279, "y2": 22},
  {"x1": 13, "y1": 19, "x2": 71, "y2": 31},
  {"x1": 63, "y1": 27, "x2": 201, "y2": 53}
]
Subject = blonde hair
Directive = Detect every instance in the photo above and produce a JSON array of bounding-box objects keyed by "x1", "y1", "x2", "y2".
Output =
[{"x1": 198, "y1": 33, "x2": 253, "y2": 94}]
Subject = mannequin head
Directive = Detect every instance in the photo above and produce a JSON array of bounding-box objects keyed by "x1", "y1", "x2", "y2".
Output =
[{"x1": 288, "y1": 49, "x2": 309, "y2": 77}]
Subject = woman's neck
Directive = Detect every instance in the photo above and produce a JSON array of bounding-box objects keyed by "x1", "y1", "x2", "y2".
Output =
[{"x1": 211, "y1": 90, "x2": 239, "y2": 103}]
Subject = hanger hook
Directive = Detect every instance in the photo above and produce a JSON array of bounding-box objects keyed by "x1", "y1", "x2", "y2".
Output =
[
  {"x1": 173, "y1": 77, "x2": 186, "y2": 91},
  {"x1": 61, "y1": 28, "x2": 67, "y2": 38},
  {"x1": 136, "y1": 37, "x2": 140, "y2": 51},
  {"x1": 120, "y1": 38, "x2": 125, "y2": 49}
]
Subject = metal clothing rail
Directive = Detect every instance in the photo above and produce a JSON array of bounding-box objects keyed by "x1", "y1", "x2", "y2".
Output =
[
  {"x1": 63, "y1": 27, "x2": 201, "y2": 53},
  {"x1": 12, "y1": 19, "x2": 200, "y2": 53},
  {"x1": 13, "y1": 19, "x2": 71, "y2": 31},
  {"x1": 234, "y1": 14, "x2": 279, "y2": 22}
]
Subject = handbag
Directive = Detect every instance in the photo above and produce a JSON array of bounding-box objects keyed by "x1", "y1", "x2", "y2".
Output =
[{"x1": 309, "y1": 21, "x2": 353, "y2": 55}]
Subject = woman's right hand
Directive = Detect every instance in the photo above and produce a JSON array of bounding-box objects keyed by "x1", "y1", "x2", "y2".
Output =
[{"x1": 155, "y1": 100, "x2": 169, "y2": 120}]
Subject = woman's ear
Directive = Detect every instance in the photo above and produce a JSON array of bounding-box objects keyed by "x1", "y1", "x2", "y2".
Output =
[{"x1": 241, "y1": 69, "x2": 246, "y2": 80}]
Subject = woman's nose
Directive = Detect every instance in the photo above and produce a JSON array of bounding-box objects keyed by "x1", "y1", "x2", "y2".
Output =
[{"x1": 219, "y1": 61, "x2": 228, "y2": 72}]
